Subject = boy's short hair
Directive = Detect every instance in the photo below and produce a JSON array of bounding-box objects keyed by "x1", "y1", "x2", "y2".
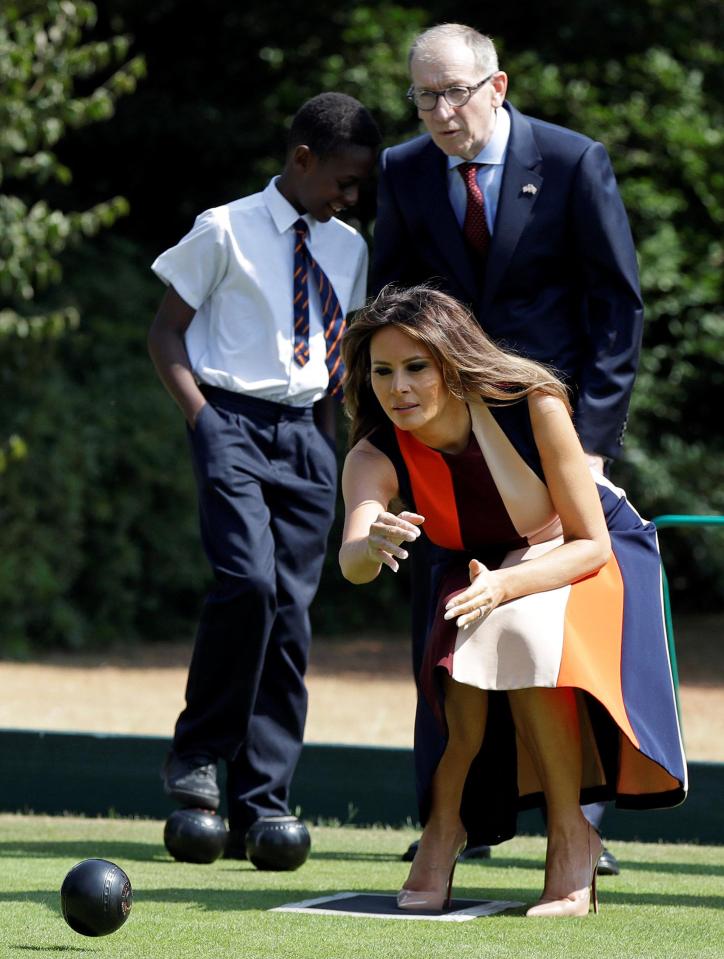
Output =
[{"x1": 288, "y1": 92, "x2": 381, "y2": 159}]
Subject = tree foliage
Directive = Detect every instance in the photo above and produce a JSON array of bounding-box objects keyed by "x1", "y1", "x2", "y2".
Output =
[
  {"x1": 0, "y1": 1, "x2": 144, "y2": 343},
  {"x1": 0, "y1": 237, "x2": 205, "y2": 652}
]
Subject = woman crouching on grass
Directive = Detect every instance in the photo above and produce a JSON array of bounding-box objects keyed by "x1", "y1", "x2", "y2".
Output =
[{"x1": 337, "y1": 285, "x2": 686, "y2": 917}]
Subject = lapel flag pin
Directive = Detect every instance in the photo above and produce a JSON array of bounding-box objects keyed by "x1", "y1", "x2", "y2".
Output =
[{"x1": 521, "y1": 183, "x2": 538, "y2": 196}]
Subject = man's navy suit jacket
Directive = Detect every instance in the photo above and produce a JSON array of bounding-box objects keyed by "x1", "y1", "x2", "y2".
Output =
[{"x1": 372, "y1": 102, "x2": 644, "y2": 460}]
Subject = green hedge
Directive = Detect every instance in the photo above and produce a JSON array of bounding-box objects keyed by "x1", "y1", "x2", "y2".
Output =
[{"x1": 0, "y1": 239, "x2": 205, "y2": 651}]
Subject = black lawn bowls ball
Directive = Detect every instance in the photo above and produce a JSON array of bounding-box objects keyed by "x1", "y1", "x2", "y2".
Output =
[
  {"x1": 163, "y1": 808, "x2": 228, "y2": 863},
  {"x1": 245, "y1": 816, "x2": 311, "y2": 871},
  {"x1": 60, "y1": 858, "x2": 132, "y2": 937}
]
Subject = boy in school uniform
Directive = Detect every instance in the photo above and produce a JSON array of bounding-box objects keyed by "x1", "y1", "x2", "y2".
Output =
[{"x1": 148, "y1": 92, "x2": 380, "y2": 863}]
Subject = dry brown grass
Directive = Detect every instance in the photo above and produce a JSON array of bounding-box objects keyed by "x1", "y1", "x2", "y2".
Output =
[{"x1": 1, "y1": 614, "x2": 721, "y2": 760}]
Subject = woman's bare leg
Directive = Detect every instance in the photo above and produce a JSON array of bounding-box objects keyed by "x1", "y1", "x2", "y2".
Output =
[
  {"x1": 508, "y1": 687, "x2": 602, "y2": 914},
  {"x1": 402, "y1": 677, "x2": 487, "y2": 894}
]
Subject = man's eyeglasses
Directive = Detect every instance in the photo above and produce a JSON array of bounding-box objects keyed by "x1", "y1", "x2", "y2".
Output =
[{"x1": 406, "y1": 73, "x2": 495, "y2": 112}]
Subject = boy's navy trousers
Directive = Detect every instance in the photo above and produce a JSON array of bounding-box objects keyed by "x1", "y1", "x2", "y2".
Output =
[{"x1": 173, "y1": 386, "x2": 337, "y2": 832}]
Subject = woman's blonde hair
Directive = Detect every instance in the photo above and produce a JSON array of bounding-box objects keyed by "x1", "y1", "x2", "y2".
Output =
[{"x1": 341, "y1": 284, "x2": 571, "y2": 447}]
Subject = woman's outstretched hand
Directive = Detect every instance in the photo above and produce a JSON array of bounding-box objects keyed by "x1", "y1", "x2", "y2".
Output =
[
  {"x1": 366, "y1": 510, "x2": 425, "y2": 573},
  {"x1": 443, "y1": 558, "x2": 503, "y2": 627}
]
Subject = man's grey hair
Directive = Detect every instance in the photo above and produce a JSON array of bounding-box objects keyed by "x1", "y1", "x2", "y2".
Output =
[{"x1": 409, "y1": 24, "x2": 499, "y2": 76}]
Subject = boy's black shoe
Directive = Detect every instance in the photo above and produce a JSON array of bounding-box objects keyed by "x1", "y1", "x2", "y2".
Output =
[{"x1": 162, "y1": 751, "x2": 220, "y2": 810}]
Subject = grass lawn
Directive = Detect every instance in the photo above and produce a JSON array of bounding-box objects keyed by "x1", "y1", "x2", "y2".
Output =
[{"x1": 0, "y1": 813, "x2": 722, "y2": 959}]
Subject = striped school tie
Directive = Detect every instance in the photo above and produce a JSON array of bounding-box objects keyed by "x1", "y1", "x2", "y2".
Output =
[
  {"x1": 292, "y1": 217, "x2": 346, "y2": 398},
  {"x1": 459, "y1": 163, "x2": 491, "y2": 259}
]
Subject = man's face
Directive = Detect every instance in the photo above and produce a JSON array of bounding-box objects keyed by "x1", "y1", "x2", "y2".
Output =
[
  {"x1": 294, "y1": 144, "x2": 377, "y2": 223},
  {"x1": 410, "y1": 42, "x2": 507, "y2": 160}
]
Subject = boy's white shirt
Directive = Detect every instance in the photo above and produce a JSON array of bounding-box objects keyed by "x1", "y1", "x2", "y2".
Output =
[{"x1": 152, "y1": 177, "x2": 368, "y2": 406}]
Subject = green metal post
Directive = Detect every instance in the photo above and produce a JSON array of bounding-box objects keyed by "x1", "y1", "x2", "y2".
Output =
[{"x1": 652, "y1": 515, "x2": 724, "y2": 717}]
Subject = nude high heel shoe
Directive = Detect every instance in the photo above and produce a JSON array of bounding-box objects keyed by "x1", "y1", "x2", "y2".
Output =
[
  {"x1": 396, "y1": 834, "x2": 467, "y2": 911},
  {"x1": 526, "y1": 823, "x2": 603, "y2": 918}
]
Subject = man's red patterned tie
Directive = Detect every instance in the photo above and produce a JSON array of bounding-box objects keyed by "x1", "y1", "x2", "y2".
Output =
[{"x1": 459, "y1": 163, "x2": 491, "y2": 258}]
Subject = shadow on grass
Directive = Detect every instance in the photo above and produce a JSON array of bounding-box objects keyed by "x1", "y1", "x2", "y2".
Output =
[
  {"x1": 12, "y1": 947, "x2": 93, "y2": 953},
  {"x1": 480, "y1": 856, "x2": 724, "y2": 878},
  {"x1": 3, "y1": 840, "x2": 723, "y2": 882},
  {"x1": 0, "y1": 840, "x2": 167, "y2": 863},
  {"x1": 595, "y1": 858, "x2": 724, "y2": 877},
  {"x1": 308, "y1": 851, "x2": 403, "y2": 863},
  {"x1": 313, "y1": 849, "x2": 724, "y2": 878},
  {"x1": 2, "y1": 885, "x2": 722, "y2": 912}
]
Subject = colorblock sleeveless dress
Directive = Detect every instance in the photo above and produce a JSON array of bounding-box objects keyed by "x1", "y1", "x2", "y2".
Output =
[{"x1": 367, "y1": 397, "x2": 687, "y2": 846}]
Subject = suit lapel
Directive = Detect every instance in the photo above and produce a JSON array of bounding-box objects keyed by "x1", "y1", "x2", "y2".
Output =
[
  {"x1": 415, "y1": 140, "x2": 479, "y2": 302},
  {"x1": 483, "y1": 104, "x2": 543, "y2": 311}
]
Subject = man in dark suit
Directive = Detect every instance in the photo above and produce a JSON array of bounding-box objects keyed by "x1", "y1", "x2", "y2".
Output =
[{"x1": 373, "y1": 23, "x2": 643, "y2": 873}]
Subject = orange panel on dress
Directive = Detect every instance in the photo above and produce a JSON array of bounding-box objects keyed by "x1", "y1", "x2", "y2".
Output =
[
  {"x1": 617, "y1": 735, "x2": 680, "y2": 796},
  {"x1": 395, "y1": 427, "x2": 464, "y2": 550},
  {"x1": 557, "y1": 555, "x2": 639, "y2": 748}
]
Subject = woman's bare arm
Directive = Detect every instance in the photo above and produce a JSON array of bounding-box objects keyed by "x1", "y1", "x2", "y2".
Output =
[{"x1": 339, "y1": 440, "x2": 424, "y2": 584}]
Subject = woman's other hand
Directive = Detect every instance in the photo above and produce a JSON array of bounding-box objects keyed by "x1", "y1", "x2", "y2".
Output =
[{"x1": 443, "y1": 558, "x2": 503, "y2": 627}]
